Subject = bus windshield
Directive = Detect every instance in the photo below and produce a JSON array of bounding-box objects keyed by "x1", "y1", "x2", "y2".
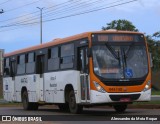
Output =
[{"x1": 92, "y1": 42, "x2": 148, "y2": 80}]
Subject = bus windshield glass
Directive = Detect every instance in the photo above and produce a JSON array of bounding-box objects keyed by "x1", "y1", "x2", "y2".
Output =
[{"x1": 92, "y1": 33, "x2": 148, "y2": 80}]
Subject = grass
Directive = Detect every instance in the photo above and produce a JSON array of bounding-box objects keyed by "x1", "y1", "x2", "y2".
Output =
[
  {"x1": 133, "y1": 101, "x2": 160, "y2": 105},
  {"x1": 0, "y1": 95, "x2": 2, "y2": 99},
  {"x1": 151, "y1": 90, "x2": 160, "y2": 95}
]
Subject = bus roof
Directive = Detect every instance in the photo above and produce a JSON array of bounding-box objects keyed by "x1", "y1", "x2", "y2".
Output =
[{"x1": 4, "y1": 30, "x2": 143, "y2": 57}]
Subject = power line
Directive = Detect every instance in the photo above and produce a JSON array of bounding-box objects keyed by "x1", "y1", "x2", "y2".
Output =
[
  {"x1": 0, "y1": 0, "x2": 101, "y2": 24},
  {"x1": 0, "y1": 0, "x2": 12, "y2": 6},
  {"x1": 0, "y1": 0, "x2": 138, "y2": 32},
  {"x1": 0, "y1": 0, "x2": 117, "y2": 27},
  {"x1": 0, "y1": 0, "x2": 138, "y2": 30},
  {"x1": 0, "y1": 0, "x2": 91, "y2": 26},
  {"x1": 5, "y1": 0, "x2": 42, "y2": 12},
  {"x1": 0, "y1": 0, "x2": 76, "y2": 23},
  {"x1": 44, "y1": 0, "x2": 138, "y2": 22},
  {"x1": 43, "y1": 0, "x2": 123, "y2": 20}
]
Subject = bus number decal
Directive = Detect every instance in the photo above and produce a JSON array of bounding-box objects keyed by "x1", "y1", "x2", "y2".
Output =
[
  {"x1": 50, "y1": 76, "x2": 56, "y2": 81},
  {"x1": 50, "y1": 76, "x2": 57, "y2": 87},
  {"x1": 50, "y1": 84, "x2": 57, "y2": 87},
  {"x1": 21, "y1": 78, "x2": 28, "y2": 83}
]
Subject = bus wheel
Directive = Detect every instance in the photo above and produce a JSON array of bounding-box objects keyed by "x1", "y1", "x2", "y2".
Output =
[
  {"x1": 68, "y1": 90, "x2": 83, "y2": 114},
  {"x1": 58, "y1": 103, "x2": 69, "y2": 111},
  {"x1": 113, "y1": 104, "x2": 127, "y2": 113},
  {"x1": 22, "y1": 90, "x2": 38, "y2": 110}
]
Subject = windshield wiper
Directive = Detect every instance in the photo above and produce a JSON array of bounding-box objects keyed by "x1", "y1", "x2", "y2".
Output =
[
  {"x1": 122, "y1": 48, "x2": 127, "y2": 67},
  {"x1": 105, "y1": 42, "x2": 119, "y2": 60},
  {"x1": 125, "y1": 42, "x2": 135, "y2": 58}
]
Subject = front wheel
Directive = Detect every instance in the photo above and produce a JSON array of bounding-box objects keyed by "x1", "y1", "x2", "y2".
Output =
[
  {"x1": 68, "y1": 90, "x2": 83, "y2": 114},
  {"x1": 113, "y1": 104, "x2": 127, "y2": 113}
]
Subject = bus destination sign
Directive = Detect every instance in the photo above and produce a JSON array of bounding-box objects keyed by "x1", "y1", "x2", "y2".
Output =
[{"x1": 92, "y1": 34, "x2": 144, "y2": 42}]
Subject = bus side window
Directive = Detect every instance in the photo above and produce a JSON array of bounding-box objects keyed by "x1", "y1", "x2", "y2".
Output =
[
  {"x1": 17, "y1": 55, "x2": 25, "y2": 75},
  {"x1": 60, "y1": 43, "x2": 74, "y2": 69},
  {"x1": 10, "y1": 60, "x2": 16, "y2": 78},
  {"x1": 78, "y1": 47, "x2": 88, "y2": 74},
  {"x1": 26, "y1": 52, "x2": 35, "y2": 74},
  {"x1": 4, "y1": 58, "x2": 10, "y2": 76},
  {"x1": 4, "y1": 67, "x2": 10, "y2": 76},
  {"x1": 48, "y1": 47, "x2": 60, "y2": 71}
]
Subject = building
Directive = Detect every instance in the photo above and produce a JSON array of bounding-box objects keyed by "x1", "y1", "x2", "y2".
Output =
[{"x1": 0, "y1": 49, "x2": 4, "y2": 76}]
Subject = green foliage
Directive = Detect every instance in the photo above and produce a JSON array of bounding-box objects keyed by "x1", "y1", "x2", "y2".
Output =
[
  {"x1": 146, "y1": 34, "x2": 160, "y2": 71},
  {"x1": 152, "y1": 90, "x2": 160, "y2": 95},
  {"x1": 102, "y1": 19, "x2": 138, "y2": 31},
  {"x1": 153, "y1": 31, "x2": 160, "y2": 37}
]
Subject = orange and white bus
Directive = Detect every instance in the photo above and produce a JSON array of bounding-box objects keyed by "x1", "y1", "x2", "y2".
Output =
[{"x1": 3, "y1": 30, "x2": 151, "y2": 113}]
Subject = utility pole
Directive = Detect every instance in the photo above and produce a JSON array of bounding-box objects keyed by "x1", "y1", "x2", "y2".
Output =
[
  {"x1": 0, "y1": 9, "x2": 4, "y2": 14},
  {"x1": 37, "y1": 7, "x2": 44, "y2": 44}
]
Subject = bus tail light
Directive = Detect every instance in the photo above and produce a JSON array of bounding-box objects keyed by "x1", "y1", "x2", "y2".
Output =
[
  {"x1": 93, "y1": 81, "x2": 106, "y2": 93},
  {"x1": 143, "y1": 80, "x2": 151, "y2": 92}
]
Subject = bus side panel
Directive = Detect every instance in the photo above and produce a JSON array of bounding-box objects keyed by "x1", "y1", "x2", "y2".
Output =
[
  {"x1": 44, "y1": 70, "x2": 81, "y2": 103},
  {"x1": 15, "y1": 75, "x2": 37, "y2": 102},
  {"x1": 15, "y1": 76, "x2": 24, "y2": 102},
  {"x1": 3, "y1": 77, "x2": 15, "y2": 101},
  {"x1": 26, "y1": 74, "x2": 38, "y2": 102}
]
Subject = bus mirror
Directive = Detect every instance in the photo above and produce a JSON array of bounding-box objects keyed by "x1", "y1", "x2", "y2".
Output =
[
  {"x1": 87, "y1": 48, "x2": 92, "y2": 57},
  {"x1": 149, "y1": 52, "x2": 153, "y2": 68}
]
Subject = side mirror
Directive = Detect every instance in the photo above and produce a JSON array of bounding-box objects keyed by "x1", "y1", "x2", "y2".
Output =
[{"x1": 87, "y1": 48, "x2": 92, "y2": 57}]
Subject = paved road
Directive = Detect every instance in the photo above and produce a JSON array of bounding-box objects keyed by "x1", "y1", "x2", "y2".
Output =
[
  {"x1": 0, "y1": 106, "x2": 159, "y2": 115},
  {"x1": 0, "y1": 106, "x2": 159, "y2": 124},
  {"x1": 151, "y1": 95, "x2": 160, "y2": 101},
  {"x1": 0, "y1": 95, "x2": 160, "y2": 104}
]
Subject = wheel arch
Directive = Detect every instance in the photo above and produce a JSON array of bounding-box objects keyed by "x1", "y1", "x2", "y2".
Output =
[
  {"x1": 64, "y1": 84, "x2": 74, "y2": 103},
  {"x1": 21, "y1": 86, "x2": 27, "y2": 100}
]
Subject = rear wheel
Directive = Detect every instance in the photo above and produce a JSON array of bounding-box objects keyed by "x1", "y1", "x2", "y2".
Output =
[
  {"x1": 68, "y1": 90, "x2": 83, "y2": 114},
  {"x1": 22, "y1": 90, "x2": 38, "y2": 110},
  {"x1": 113, "y1": 104, "x2": 127, "y2": 113}
]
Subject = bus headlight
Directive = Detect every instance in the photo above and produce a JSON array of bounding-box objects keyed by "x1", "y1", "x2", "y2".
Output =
[
  {"x1": 93, "y1": 81, "x2": 106, "y2": 93},
  {"x1": 143, "y1": 80, "x2": 151, "y2": 92}
]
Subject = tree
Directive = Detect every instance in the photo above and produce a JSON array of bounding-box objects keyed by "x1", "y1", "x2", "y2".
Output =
[
  {"x1": 102, "y1": 19, "x2": 138, "y2": 32},
  {"x1": 146, "y1": 34, "x2": 160, "y2": 70},
  {"x1": 153, "y1": 31, "x2": 160, "y2": 38}
]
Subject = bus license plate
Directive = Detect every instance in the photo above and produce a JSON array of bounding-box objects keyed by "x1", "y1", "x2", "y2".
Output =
[{"x1": 120, "y1": 98, "x2": 131, "y2": 102}]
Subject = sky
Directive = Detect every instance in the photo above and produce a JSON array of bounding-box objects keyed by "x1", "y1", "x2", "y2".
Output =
[{"x1": 0, "y1": 0, "x2": 160, "y2": 53}]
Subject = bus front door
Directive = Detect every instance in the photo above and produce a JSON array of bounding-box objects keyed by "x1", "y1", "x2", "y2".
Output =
[{"x1": 78, "y1": 47, "x2": 90, "y2": 103}]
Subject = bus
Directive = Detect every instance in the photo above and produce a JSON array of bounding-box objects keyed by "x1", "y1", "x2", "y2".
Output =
[{"x1": 3, "y1": 30, "x2": 151, "y2": 114}]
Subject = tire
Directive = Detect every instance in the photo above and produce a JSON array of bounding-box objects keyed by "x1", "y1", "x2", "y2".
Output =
[
  {"x1": 113, "y1": 104, "x2": 127, "y2": 113},
  {"x1": 22, "y1": 90, "x2": 38, "y2": 110},
  {"x1": 58, "y1": 103, "x2": 69, "y2": 111},
  {"x1": 68, "y1": 90, "x2": 83, "y2": 114}
]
